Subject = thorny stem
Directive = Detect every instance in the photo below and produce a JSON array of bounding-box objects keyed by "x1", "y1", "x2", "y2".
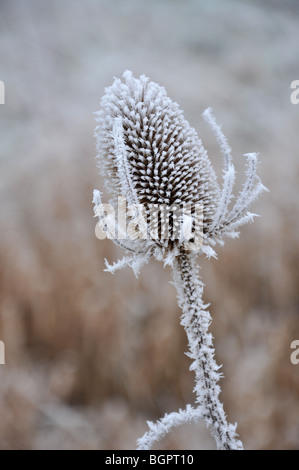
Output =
[{"x1": 172, "y1": 250, "x2": 243, "y2": 450}]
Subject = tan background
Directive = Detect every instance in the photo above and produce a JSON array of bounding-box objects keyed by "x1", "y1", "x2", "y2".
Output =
[{"x1": 0, "y1": 0, "x2": 298, "y2": 449}]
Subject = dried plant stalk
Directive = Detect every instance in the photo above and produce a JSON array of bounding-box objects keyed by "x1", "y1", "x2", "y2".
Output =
[{"x1": 172, "y1": 251, "x2": 242, "y2": 450}]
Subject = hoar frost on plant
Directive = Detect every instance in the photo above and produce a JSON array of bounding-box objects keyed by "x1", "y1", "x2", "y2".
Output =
[{"x1": 93, "y1": 71, "x2": 268, "y2": 450}]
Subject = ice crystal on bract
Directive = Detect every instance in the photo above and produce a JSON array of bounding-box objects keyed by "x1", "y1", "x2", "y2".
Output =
[{"x1": 93, "y1": 71, "x2": 268, "y2": 450}]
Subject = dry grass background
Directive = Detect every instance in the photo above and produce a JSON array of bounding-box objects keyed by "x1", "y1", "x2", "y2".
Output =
[{"x1": 0, "y1": 0, "x2": 298, "y2": 450}]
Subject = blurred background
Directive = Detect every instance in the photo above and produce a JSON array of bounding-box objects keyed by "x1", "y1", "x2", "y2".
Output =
[{"x1": 0, "y1": 0, "x2": 298, "y2": 450}]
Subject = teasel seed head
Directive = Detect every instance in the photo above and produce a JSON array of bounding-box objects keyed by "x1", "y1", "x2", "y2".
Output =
[{"x1": 94, "y1": 71, "x2": 267, "y2": 271}]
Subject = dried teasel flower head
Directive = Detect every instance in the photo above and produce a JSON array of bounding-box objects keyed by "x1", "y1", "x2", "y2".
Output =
[
  {"x1": 93, "y1": 72, "x2": 268, "y2": 450},
  {"x1": 94, "y1": 71, "x2": 268, "y2": 273}
]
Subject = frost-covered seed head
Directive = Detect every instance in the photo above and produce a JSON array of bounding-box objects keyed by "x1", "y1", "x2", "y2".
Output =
[
  {"x1": 94, "y1": 71, "x2": 267, "y2": 268},
  {"x1": 95, "y1": 71, "x2": 220, "y2": 248}
]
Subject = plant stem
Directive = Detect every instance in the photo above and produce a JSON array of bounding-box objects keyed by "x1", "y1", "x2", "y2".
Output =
[{"x1": 172, "y1": 250, "x2": 243, "y2": 450}]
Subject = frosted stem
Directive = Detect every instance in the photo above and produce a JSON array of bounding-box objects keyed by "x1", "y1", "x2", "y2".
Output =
[{"x1": 172, "y1": 251, "x2": 243, "y2": 450}]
